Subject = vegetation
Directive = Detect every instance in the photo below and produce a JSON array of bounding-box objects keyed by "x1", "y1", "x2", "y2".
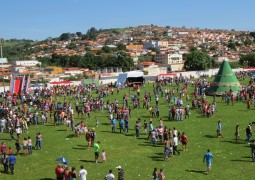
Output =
[
  {"x1": 239, "y1": 53, "x2": 255, "y2": 67},
  {"x1": 184, "y1": 50, "x2": 215, "y2": 70},
  {"x1": 37, "y1": 52, "x2": 134, "y2": 71}
]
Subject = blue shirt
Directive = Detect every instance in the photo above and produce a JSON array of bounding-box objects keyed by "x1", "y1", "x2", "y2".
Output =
[
  {"x1": 149, "y1": 123, "x2": 154, "y2": 131},
  {"x1": 218, "y1": 123, "x2": 222, "y2": 131},
  {"x1": 204, "y1": 152, "x2": 214, "y2": 164},
  {"x1": 8, "y1": 155, "x2": 16, "y2": 165},
  {"x1": 111, "y1": 119, "x2": 117, "y2": 126}
]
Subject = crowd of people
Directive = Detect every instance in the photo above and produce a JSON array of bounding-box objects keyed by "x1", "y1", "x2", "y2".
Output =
[{"x1": 0, "y1": 72, "x2": 255, "y2": 178}]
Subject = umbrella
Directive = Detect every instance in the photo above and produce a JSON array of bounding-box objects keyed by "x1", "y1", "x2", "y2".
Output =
[{"x1": 56, "y1": 157, "x2": 69, "y2": 163}]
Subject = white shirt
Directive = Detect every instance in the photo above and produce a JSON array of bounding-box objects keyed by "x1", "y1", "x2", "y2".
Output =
[
  {"x1": 105, "y1": 173, "x2": 115, "y2": 180},
  {"x1": 79, "y1": 169, "x2": 87, "y2": 180},
  {"x1": 173, "y1": 136, "x2": 178, "y2": 146}
]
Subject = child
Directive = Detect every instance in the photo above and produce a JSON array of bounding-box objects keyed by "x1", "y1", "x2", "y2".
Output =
[
  {"x1": 102, "y1": 150, "x2": 106, "y2": 163},
  {"x1": 8, "y1": 147, "x2": 13, "y2": 155}
]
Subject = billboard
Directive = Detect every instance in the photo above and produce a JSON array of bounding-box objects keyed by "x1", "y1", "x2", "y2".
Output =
[{"x1": 0, "y1": 58, "x2": 7, "y2": 63}]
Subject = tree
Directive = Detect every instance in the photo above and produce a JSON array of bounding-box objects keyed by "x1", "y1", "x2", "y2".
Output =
[
  {"x1": 59, "y1": 33, "x2": 70, "y2": 41},
  {"x1": 227, "y1": 42, "x2": 236, "y2": 50},
  {"x1": 117, "y1": 43, "x2": 126, "y2": 51},
  {"x1": 102, "y1": 46, "x2": 112, "y2": 53},
  {"x1": 250, "y1": 32, "x2": 255, "y2": 38},
  {"x1": 76, "y1": 32, "x2": 83, "y2": 37},
  {"x1": 82, "y1": 27, "x2": 97, "y2": 40},
  {"x1": 189, "y1": 46, "x2": 198, "y2": 52},
  {"x1": 239, "y1": 53, "x2": 255, "y2": 67},
  {"x1": 184, "y1": 50, "x2": 214, "y2": 70}
]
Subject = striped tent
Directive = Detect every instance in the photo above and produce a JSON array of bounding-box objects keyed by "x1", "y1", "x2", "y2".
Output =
[{"x1": 207, "y1": 60, "x2": 241, "y2": 95}]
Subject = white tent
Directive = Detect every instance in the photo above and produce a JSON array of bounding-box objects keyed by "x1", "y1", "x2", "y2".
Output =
[{"x1": 116, "y1": 71, "x2": 144, "y2": 87}]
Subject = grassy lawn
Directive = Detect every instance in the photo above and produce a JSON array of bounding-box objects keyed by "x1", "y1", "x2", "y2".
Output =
[{"x1": 0, "y1": 81, "x2": 255, "y2": 180}]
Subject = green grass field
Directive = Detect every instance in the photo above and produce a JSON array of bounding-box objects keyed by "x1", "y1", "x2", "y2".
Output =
[{"x1": 1, "y1": 82, "x2": 255, "y2": 180}]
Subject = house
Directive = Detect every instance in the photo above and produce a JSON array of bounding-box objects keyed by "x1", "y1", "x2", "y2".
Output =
[
  {"x1": 44, "y1": 66, "x2": 63, "y2": 74},
  {"x1": 137, "y1": 62, "x2": 157, "y2": 71},
  {"x1": 12, "y1": 60, "x2": 41, "y2": 67},
  {"x1": 154, "y1": 53, "x2": 184, "y2": 72}
]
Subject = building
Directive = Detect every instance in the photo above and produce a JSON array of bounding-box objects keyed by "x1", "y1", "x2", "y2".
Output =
[
  {"x1": 154, "y1": 53, "x2": 184, "y2": 72},
  {"x1": 44, "y1": 66, "x2": 63, "y2": 74},
  {"x1": 137, "y1": 62, "x2": 157, "y2": 71},
  {"x1": 12, "y1": 60, "x2": 41, "y2": 67},
  {"x1": 143, "y1": 41, "x2": 168, "y2": 51}
]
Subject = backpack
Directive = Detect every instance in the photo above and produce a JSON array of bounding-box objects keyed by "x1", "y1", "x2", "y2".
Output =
[{"x1": 90, "y1": 131, "x2": 95, "y2": 138}]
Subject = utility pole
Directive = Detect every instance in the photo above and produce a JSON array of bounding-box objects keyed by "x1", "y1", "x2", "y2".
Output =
[{"x1": 0, "y1": 39, "x2": 5, "y2": 92}]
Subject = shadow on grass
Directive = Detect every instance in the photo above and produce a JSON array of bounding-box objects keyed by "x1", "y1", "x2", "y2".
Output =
[
  {"x1": 66, "y1": 134, "x2": 76, "y2": 138},
  {"x1": 203, "y1": 135, "x2": 216, "y2": 138},
  {"x1": 242, "y1": 156, "x2": 251, "y2": 158},
  {"x1": 56, "y1": 129, "x2": 67, "y2": 131},
  {"x1": 148, "y1": 153, "x2": 164, "y2": 161},
  {"x1": 230, "y1": 159, "x2": 252, "y2": 162},
  {"x1": 39, "y1": 178, "x2": 55, "y2": 180},
  {"x1": 220, "y1": 140, "x2": 238, "y2": 144},
  {"x1": 77, "y1": 144, "x2": 86, "y2": 147},
  {"x1": 100, "y1": 122, "x2": 110, "y2": 126},
  {"x1": 100, "y1": 130, "x2": 112, "y2": 133},
  {"x1": 45, "y1": 124, "x2": 55, "y2": 126},
  {"x1": 185, "y1": 170, "x2": 204, "y2": 174},
  {"x1": 79, "y1": 159, "x2": 95, "y2": 163},
  {"x1": 72, "y1": 147, "x2": 85, "y2": 150}
]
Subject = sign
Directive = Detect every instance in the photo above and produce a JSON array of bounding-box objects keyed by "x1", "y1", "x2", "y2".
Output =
[
  {"x1": 148, "y1": 67, "x2": 167, "y2": 76},
  {"x1": 0, "y1": 58, "x2": 7, "y2": 63},
  {"x1": 100, "y1": 73, "x2": 121, "y2": 77}
]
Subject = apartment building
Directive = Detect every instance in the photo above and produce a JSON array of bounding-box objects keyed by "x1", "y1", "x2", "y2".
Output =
[{"x1": 154, "y1": 53, "x2": 184, "y2": 71}]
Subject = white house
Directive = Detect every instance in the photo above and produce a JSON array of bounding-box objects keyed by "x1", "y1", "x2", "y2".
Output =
[{"x1": 12, "y1": 60, "x2": 41, "y2": 67}]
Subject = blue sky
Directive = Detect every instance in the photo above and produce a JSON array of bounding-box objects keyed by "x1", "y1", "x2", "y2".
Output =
[{"x1": 1, "y1": 0, "x2": 255, "y2": 40}]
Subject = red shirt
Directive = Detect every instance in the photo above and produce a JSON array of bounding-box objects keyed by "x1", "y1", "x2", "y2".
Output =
[{"x1": 55, "y1": 167, "x2": 63, "y2": 176}]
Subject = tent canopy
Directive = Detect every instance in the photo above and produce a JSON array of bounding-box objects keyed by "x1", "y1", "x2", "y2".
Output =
[
  {"x1": 116, "y1": 71, "x2": 144, "y2": 86},
  {"x1": 207, "y1": 60, "x2": 241, "y2": 95}
]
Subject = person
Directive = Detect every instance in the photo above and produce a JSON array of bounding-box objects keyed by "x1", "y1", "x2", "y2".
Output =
[
  {"x1": 85, "y1": 130, "x2": 91, "y2": 149},
  {"x1": 116, "y1": 166, "x2": 124, "y2": 180},
  {"x1": 70, "y1": 167, "x2": 77, "y2": 180},
  {"x1": 15, "y1": 140, "x2": 21, "y2": 156},
  {"x1": 78, "y1": 165, "x2": 87, "y2": 180},
  {"x1": 8, "y1": 153, "x2": 16, "y2": 175},
  {"x1": 90, "y1": 128, "x2": 96, "y2": 147},
  {"x1": 246, "y1": 124, "x2": 252, "y2": 144},
  {"x1": 23, "y1": 137, "x2": 28, "y2": 156},
  {"x1": 135, "y1": 120, "x2": 140, "y2": 138},
  {"x1": 173, "y1": 134, "x2": 180, "y2": 155},
  {"x1": 64, "y1": 167, "x2": 71, "y2": 180},
  {"x1": 104, "y1": 169, "x2": 115, "y2": 180},
  {"x1": 181, "y1": 132, "x2": 188, "y2": 151},
  {"x1": 93, "y1": 141, "x2": 100, "y2": 163},
  {"x1": 55, "y1": 164, "x2": 64, "y2": 180},
  {"x1": 27, "y1": 136, "x2": 33, "y2": 155},
  {"x1": 143, "y1": 120, "x2": 148, "y2": 135},
  {"x1": 111, "y1": 117, "x2": 117, "y2": 133},
  {"x1": 158, "y1": 168, "x2": 165, "y2": 180},
  {"x1": 235, "y1": 124, "x2": 240, "y2": 143},
  {"x1": 152, "y1": 167, "x2": 157, "y2": 180},
  {"x1": 102, "y1": 149, "x2": 106, "y2": 163},
  {"x1": 36, "y1": 132, "x2": 42, "y2": 150},
  {"x1": 216, "y1": 120, "x2": 224, "y2": 138},
  {"x1": 250, "y1": 140, "x2": 255, "y2": 162},
  {"x1": 203, "y1": 149, "x2": 214, "y2": 175},
  {"x1": 0, "y1": 142, "x2": 7, "y2": 154},
  {"x1": 2, "y1": 152, "x2": 9, "y2": 174}
]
